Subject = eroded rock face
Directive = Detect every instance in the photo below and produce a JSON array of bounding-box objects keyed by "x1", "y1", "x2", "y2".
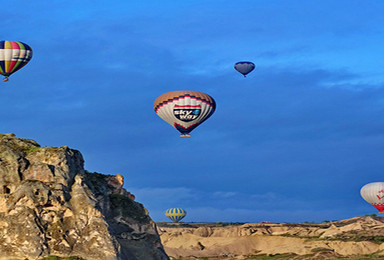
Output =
[
  {"x1": 159, "y1": 217, "x2": 384, "y2": 259},
  {"x1": 0, "y1": 133, "x2": 169, "y2": 260}
]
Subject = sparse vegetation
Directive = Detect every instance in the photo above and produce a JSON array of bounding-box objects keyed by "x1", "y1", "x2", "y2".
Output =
[
  {"x1": 171, "y1": 255, "x2": 384, "y2": 260},
  {"x1": 84, "y1": 170, "x2": 111, "y2": 194},
  {"x1": 157, "y1": 221, "x2": 194, "y2": 228},
  {"x1": 24, "y1": 146, "x2": 41, "y2": 154},
  {"x1": 163, "y1": 216, "x2": 384, "y2": 260},
  {"x1": 244, "y1": 253, "x2": 299, "y2": 259},
  {"x1": 109, "y1": 193, "x2": 149, "y2": 223},
  {"x1": 84, "y1": 170, "x2": 110, "y2": 182},
  {"x1": 169, "y1": 252, "x2": 384, "y2": 260},
  {"x1": 157, "y1": 221, "x2": 245, "y2": 228},
  {"x1": 334, "y1": 235, "x2": 384, "y2": 244},
  {"x1": 84, "y1": 170, "x2": 108, "y2": 184},
  {"x1": 311, "y1": 247, "x2": 334, "y2": 253},
  {"x1": 40, "y1": 256, "x2": 85, "y2": 260}
]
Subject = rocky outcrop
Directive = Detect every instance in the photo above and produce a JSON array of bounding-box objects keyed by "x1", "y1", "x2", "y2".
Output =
[
  {"x1": 0, "y1": 133, "x2": 169, "y2": 260},
  {"x1": 159, "y1": 217, "x2": 384, "y2": 259}
]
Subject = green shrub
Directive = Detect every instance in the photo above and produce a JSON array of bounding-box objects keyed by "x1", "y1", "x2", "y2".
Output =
[
  {"x1": 40, "y1": 256, "x2": 85, "y2": 260},
  {"x1": 24, "y1": 146, "x2": 41, "y2": 154},
  {"x1": 311, "y1": 247, "x2": 333, "y2": 253}
]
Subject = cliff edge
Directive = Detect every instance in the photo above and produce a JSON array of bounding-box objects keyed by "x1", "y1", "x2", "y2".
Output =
[{"x1": 0, "y1": 133, "x2": 169, "y2": 260}]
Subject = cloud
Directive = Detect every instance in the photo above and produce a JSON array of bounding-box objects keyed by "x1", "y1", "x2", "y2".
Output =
[{"x1": 212, "y1": 191, "x2": 237, "y2": 198}]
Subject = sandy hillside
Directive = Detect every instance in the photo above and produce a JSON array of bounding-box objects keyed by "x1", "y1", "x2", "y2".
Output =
[{"x1": 158, "y1": 216, "x2": 384, "y2": 259}]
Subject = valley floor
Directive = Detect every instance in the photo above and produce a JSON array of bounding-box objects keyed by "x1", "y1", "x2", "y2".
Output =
[{"x1": 158, "y1": 217, "x2": 384, "y2": 260}]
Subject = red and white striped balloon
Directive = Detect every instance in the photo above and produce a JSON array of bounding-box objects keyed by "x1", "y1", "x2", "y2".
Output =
[{"x1": 154, "y1": 90, "x2": 216, "y2": 137}]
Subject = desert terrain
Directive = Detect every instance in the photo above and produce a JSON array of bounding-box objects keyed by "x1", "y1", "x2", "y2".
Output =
[{"x1": 158, "y1": 216, "x2": 384, "y2": 259}]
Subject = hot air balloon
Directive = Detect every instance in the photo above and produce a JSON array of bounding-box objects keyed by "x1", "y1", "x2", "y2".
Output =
[
  {"x1": 165, "y1": 208, "x2": 186, "y2": 223},
  {"x1": 234, "y1": 61, "x2": 255, "y2": 77},
  {"x1": 0, "y1": 41, "x2": 33, "y2": 82},
  {"x1": 154, "y1": 90, "x2": 216, "y2": 137},
  {"x1": 361, "y1": 182, "x2": 384, "y2": 213}
]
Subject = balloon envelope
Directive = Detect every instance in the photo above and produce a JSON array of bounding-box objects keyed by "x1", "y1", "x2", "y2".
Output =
[
  {"x1": 234, "y1": 61, "x2": 255, "y2": 77},
  {"x1": 165, "y1": 208, "x2": 186, "y2": 223},
  {"x1": 154, "y1": 90, "x2": 216, "y2": 137},
  {"x1": 0, "y1": 41, "x2": 33, "y2": 81},
  {"x1": 360, "y1": 182, "x2": 384, "y2": 213}
]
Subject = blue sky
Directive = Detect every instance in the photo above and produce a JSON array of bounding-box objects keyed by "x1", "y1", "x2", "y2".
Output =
[{"x1": 3, "y1": 0, "x2": 384, "y2": 223}]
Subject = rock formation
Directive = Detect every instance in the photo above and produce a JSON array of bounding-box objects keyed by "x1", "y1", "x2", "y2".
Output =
[
  {"x1": 159, "y1": 216, "x2": 384, "y2": 259},
  {"x1": 0, "y1": 133, "x2": 169, "y2": 260}
]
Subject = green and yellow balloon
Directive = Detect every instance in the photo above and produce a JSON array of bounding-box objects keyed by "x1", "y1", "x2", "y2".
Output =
[{"x1": 165, "y1": 208, "x2": 187, "y2": 223}]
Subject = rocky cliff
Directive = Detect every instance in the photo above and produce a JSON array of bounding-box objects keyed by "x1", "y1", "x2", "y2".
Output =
[
  {"x1": 0, "y1": 133, "x2": 169, "y2": 260},
  {"x1": 159, "y1": 216, "x2": 384, "y2": 259}
]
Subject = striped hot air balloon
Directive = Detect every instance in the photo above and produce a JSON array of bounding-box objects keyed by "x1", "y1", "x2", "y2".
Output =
[
  {"x1": 361, "y1": 182, "x2": 384, "y2": 213},
  {"x1": 0, "y1": 41, "x2": 33, "y2": 82},
  {"x1": 165, "y1": 208, "x2": 187, "y2": 223},
  {"x1": 234, "y1": 61, "x2": 255, "y2": 77},
  {"x1": 154, "y1": 90, "x2": 216, "y2": 137}
]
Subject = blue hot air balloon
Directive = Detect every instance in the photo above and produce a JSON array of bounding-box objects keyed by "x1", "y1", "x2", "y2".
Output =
[
  {"x1": 234, "y1": 61, "x2": 255, "y2": 77},
  {"x1": 165, "y1": 208, "x2": 187, "y2": 223}
]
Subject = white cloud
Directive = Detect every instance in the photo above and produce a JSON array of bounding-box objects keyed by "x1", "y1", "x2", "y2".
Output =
[{"x1": 212, "y1": 191, "x2": 237, "y2": 198}]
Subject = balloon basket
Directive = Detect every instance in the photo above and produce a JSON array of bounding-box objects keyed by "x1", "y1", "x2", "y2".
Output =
[
  {"x1": 3, "y1": 78, "x2": 9, "y2": 82},
  {"x1": 180, "y1": 134, "x2": 191, "y2": 137}
]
